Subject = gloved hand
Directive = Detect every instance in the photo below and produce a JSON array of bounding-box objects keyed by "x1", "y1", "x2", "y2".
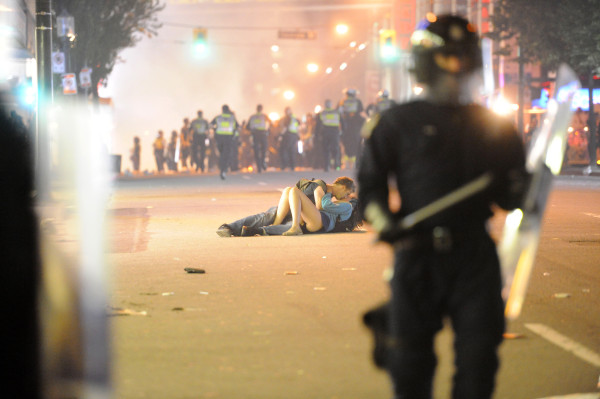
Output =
[{"x1": 364, "y1": 202, "x2": 397, "y2": 243}]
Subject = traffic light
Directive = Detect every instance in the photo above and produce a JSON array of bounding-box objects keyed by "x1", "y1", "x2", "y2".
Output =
[
  {"x1": 193, "y1": 27, "x2": 207, "y2": 55},
  {"x1": 379, "y1": 29, "x2": 398, "y2": 62}
]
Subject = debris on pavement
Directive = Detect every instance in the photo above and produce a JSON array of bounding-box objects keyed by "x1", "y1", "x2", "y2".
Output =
[
  {"x1": 108, "y1": 307, "x2": 148, "y2": 316},
  {"x1": 553, "y1": 293, "x2": 572, "y2": 299},
  {"x1": 162, "y1": 292, "x2": 175, "y2": 296},
  {"x1": 503, "y1": 332, "x2": 525, "y2": 339},
  {"x1": 184, "y1": 267, "x2": 206, "y2": 274},
  {"x1": 285, "y1": 271, "x2": 299, "y2": 275}
]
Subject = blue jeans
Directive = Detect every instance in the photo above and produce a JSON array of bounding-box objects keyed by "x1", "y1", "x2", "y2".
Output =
[{"x1": 226, "y1": 206, "x2": 292, "y2": 236}]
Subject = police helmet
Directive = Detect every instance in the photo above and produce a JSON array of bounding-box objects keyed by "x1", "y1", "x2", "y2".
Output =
[
  {"x1": 222, "y1": 104, "x2": 230, "y2": 113},
  {"x1": 410, "y1": 14, "x2": 482, "y2": 84},
  {"x1": 324, "y1": 99, "x2": 332, "y2": 109},
  {"x1": 344, "y1": 88, "x2": 356, "y2": 97}
]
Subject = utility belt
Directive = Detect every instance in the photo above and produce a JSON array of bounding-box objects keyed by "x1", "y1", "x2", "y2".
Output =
[{"x1": 393, "y1": 225, "x2": 486, "y2": 253}]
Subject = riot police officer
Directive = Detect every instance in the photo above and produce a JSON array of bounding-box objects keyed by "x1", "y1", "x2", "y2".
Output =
[
  {"x1": 190, "y1": 110, "x2": 210, "y2": 172},
  {"x1": 316, "y1": 99, "x2": 342, "y2": 171},
  {"x1": 358, "y1": 15, "x2": 527, "y2": 399},
  {"x1": 246, "y1": 104, "x2": 271, "y2": 173},
  {"x1": 279, "y1": 106, "x2": 300, "y2": 171},
  {"x1": 375, "y1": 89, "x2": 395, "y2": 114},
  {"x1": 211, "y1": 104, "x2": 239, "y2": 180},
  {"x1": 339, "y1": 88, "x2": 365, "y2": 169}
]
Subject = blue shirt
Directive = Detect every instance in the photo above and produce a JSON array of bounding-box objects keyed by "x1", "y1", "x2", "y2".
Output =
[{"x1": 320, "y1": 193, "x2": 352, "y2": 232}]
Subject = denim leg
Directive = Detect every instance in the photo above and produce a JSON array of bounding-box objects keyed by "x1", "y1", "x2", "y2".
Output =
[
  {"x1": 226, "y1": 206, "x2": 278, "y2": 236},
  {"x1": 263, "y1": 221, "x2": 293, "y2": 235}
]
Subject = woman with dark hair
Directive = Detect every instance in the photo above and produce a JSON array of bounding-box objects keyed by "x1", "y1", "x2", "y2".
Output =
[{"x1": 270, "y1": 185, "x2": 357, "y2": 236}]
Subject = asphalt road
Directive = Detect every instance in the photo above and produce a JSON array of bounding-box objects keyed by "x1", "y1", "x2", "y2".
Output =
[{"x1": 105, "y1": 170, "x2": 600, "y2": 399}]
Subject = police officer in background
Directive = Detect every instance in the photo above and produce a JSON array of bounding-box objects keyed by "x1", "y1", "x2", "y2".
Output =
[
  {"x1": 375, "y1": 89, "x2": 395, "y2": 114},
  {"x1": 279, "y1": 106, "x2": 300, "y2": 171},
  {"x1": 190, "y1": 110, "x2": 210, "y2": 173},
  {"x1": 316, "y1": 99, "x2": 342, "y2": 171},
  {"x1": 246, "y1": 104, "x2": 271, "y2": 173},
  {"x1": 339, "y1": 88, "x2": 365, "y2": 169},
  {"x1": 358, "y1": 15, "x2": 527, "y2": 399},
  {"x1": 211, "y1": 104, "x2": 240, "y2": 180}
]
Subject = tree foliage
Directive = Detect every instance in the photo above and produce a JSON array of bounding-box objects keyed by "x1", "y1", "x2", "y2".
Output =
[
  {"x1": 489, "y1": 0, "x2": 600, "y2": 76},
  {"x1": 54, "y1": 0, "x2": 165, "y2": 98}
]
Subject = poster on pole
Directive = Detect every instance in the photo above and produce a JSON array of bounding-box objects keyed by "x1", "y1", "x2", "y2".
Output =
[
  {"x1": 79, "y1": 67, "x2": 92, "y2": 88},
  {"x1": 52, "y1": 51, "x2": 65, "y2": 74},
  {"x1": 62, "y1": 73, "x2": 78, "y2": 95}
]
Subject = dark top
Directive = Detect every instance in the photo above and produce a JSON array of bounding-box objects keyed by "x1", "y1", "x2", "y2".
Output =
[{"x1": 358, "y1": 100, "x2": 527, "y2": 231}]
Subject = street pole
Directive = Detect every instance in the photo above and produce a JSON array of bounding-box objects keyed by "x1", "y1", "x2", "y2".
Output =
[
  {"x1": 588, "y1": 72, "x2": 598, "y2": 168},
  {"x1": 35, "y1": 0, "x2": 53, "y2": 200},
  {"x1": 517, "y1": 46, "x2": 525, "y2": 138}
]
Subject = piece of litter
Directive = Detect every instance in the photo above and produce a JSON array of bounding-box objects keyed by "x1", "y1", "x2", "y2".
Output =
[
  {"x1": 184, "y1": 267, "x2": 206, "y2": 274},
  {"x1": 342, "y1": 267, "x2": 357, "y2": 271},
  {"x1": 553, "y1": 293, "x2": 571, "y2": 299},
  {"x1": 543, "y1": 272, "x2": 550, "y2": 276},
  {"x1": 109, "y1": 307, "x2": 147, "y2": 316},
  {"x1": 313, "y1": 287, "x2": 326, "y2": 291},
  {"x1": 172, "y1": 307, "x2": 184, "y2": 311},
  {"x1": 139, "y1": 292, "x2": 158, "y2": 296},
  {"x1": 322, "y1": 256, "x2": 327, "y2": 259},
  {"x1": 199, "y1": 291, "x2": 209, "y2": 295},
  {"x1": 285, "y1": 271, "x2": 299, "y2": 275},
  {"x1": 162, "y1": 292, "x2": 175, "y2": 296},
  {"x1": 503, "y1": 332, "x2": 525, "y2": 339}
]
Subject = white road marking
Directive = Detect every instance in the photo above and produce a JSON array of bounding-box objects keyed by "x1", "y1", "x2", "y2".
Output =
[
  {"x1": 536, "y1": 394, "x2": 600, "y2": 399},
  {"x1": 525, "y1": 323, "x2": 600, "y2": 367},
  {"x1": 583, "y1": 212, "x2": 600, "y2": 219}
]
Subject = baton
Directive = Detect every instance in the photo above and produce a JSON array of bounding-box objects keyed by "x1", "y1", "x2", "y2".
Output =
[{"x1": 398, "y1": 172, "x2": 493, "y2": 230}]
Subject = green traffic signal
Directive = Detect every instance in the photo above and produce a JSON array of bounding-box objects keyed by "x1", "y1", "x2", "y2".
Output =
[{"x1": 193, "y1": 27, "x2": 207, "y2": 56}]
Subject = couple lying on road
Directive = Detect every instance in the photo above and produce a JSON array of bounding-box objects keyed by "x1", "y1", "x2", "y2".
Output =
[{"x1": 216, "y1": 176, "x2": 362, "y2": 237}]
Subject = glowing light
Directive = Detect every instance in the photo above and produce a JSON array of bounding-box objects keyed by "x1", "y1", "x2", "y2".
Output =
[
  {"x1": 269, "y1": 112, "x2": 280, "y2": 121},
  {"x1": 314, "y1": 105, "x2": 322, "y2": 114},
  {"x1": 413, "y1": 86, "x2": 424, "y2": 95},
  {"x1": 505, "y1": 208, "x2": 524, "y2": 230},
  {"x1": 339, "y1": 62, "x2": 347, "y2": 71},
  {"x1": 325, "y1": 67, "x2": 333, "y2": 74},
  {"x1": 272, "y1": 63, "x2": 279, "y2": 71},
  {"x1": 492, "y1": 96, "x2": 515, "y2": 116},
  {"x1": 283, "y1": 90, "x2": 295, "y2": 100},
  {"x1": 271, "y1": 45, "x2": 279, "y2": 52},
  {"x1": 307, "y1": 63, "x2": 319, "y2": 73},
  {"x1": 546, "y1": 136, "x2": 566, "y2": 175},
  {"x1": 349, "y1": 41, "x2": 357, "y2": 48},
  {"x1": 336, "y1": 24, "x2": 349, "y2": 35},
  {"x1": 358, "y1": 43, "x2": 366, "y2": 51},
  {"x1": 248, "y1": 165, "x2": 254, "y2": 172}
]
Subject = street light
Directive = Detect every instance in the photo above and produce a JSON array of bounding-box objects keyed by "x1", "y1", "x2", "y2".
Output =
[
  {"x1": 335, "y1": 23, "x2": 349, "y2": 35},
  {"x1": 306, "y1": 63, "x2": 319, "y2": 73},
  {"x1": 56, "y1": 9, "x2": 75, "y2": 42}
]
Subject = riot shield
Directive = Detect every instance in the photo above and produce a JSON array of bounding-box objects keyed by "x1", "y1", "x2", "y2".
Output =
[{"x1": 499, "y1": 64, "x2": 581, "y2": 320}]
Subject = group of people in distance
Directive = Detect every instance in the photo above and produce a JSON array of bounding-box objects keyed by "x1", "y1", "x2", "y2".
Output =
[
  {"x1": 216, "y1": 176, "x2": 361, "y2": 237},
  {"x1": 218, "y1": 13, "x2": 533, "y2": 399}
]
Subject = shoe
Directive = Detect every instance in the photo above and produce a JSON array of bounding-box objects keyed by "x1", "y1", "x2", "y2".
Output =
[
  {"x1": 216, "y1": 224, "x2": 233, "y2": 237},
  {"x1": 241, "y1": 225, "x2": 265, "y2": 236}
]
